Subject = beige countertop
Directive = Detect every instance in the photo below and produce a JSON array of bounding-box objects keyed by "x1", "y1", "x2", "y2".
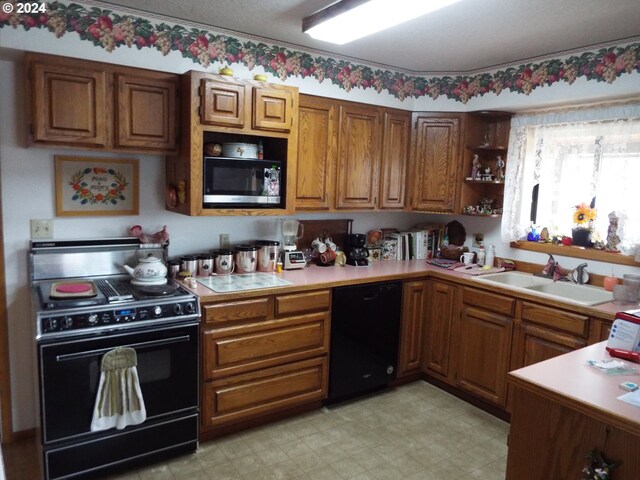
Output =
[
  {"x1": 508, "y1": 341, "x2": 640, "y2": 437},
  {"x1": 183, "y1": 259, "x2": 624, "y2": 319}
]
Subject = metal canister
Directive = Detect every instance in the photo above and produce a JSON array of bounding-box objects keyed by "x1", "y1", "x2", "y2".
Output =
[
  {"x1": 255, "y1": 240, "x2": 280, "y2": 272},
  {"x1": 167, "y1": 260, "x2": 181, "y2": 279},
  {"x1": 179, "y1": 255, "x2": 198, "y2": 277},
  {"x1": 212, "y1": 249, "x2": 234, "y2": 275},
  {"x1": 234, "y1": 245, "x2": 258, "y2": 274},
  {"x1": 196, "y1": 254, "x2": 213, "y2": 276}
]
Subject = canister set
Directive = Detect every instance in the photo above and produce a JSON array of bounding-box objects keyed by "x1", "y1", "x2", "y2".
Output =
[{"x1": 168, "y1": 241, "x2": 280, "y2": 278}]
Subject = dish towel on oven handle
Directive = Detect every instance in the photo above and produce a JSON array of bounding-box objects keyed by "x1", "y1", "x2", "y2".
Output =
[{"x1": 91, "y1": 346, "x2": 147, "y2": 431}]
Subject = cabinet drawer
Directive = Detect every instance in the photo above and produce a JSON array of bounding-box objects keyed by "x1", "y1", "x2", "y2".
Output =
[
  {"x1": 203, "y1": 298, "x2": 272, "y2": 326},
  {"x1": 202, "y1": 357, "x2": 327, "y2": 428},
  {"x1": 203, "y1": 312, "x2": 329, "y2": 379},
  {"x1": 275, "y1": 290, "x2": 331, "y2": 317},
  {"x1": 462, "y1": 287, "x2": 515, "y2": 317},
  {"x1": 521, "y1": 302, "x2": 588, "y2": 337}
]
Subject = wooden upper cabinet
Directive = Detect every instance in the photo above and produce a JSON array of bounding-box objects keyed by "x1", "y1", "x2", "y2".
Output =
[
  {"x1": 115, "y1": 73, "x2": 178, "y2": 150},
  {"x1": 411, "y1": 114, "x2": 462, "y2": 213},
  {"x1": 336, "y1": 104, "x2": 382, "y2": 209},
  {"x1": 28, "y1": 53, "x2": 179, "y2": 153},
  {"x1": 253, "y1": 86, "x2": 293, "y2": 132},
  {"x1": 379, "y1": 110, "x2": 410, "y2": 209},
  {"x1": 199, "y1": 77, "x2": 247, "y2": 127},
  {"x1": 295, "y1": 96, "x2": 338, "y2": 210},
  {"x1": 31, "y1": 61, "x2": 110, "y2": 147}
]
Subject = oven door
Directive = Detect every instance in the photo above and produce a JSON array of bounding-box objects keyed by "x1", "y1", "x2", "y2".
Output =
[{"x1": 38, "y1": 321, "x2": 199, "y2": 445}]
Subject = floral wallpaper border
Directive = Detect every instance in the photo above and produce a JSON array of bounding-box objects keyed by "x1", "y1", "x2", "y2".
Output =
[{"x1": 1, "y1": 1, "x2": 639, "y2": 103}]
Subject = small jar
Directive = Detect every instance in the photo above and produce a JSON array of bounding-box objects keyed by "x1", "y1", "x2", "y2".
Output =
[{"x1": 180, "y1": 255, "x2": 198, "y2": 277}]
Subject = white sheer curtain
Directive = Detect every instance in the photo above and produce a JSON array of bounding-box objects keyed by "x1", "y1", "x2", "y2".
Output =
[{"x1": 502, "y1": 103, "x2": 640, "y2": 252}]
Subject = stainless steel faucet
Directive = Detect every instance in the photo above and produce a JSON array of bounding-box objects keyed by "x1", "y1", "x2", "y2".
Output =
[{"x1": 572, "y1": 263, "x2": 589, "y2": 284}]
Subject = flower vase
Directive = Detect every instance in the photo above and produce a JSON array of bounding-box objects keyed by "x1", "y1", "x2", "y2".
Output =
[{"x1": 571, "y1": 227, "x2": 593, "y2": 247}]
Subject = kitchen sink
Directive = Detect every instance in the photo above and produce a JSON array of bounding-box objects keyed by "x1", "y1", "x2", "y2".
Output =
[{"x1": 472, "y1": 271, "x2": 613, "y2": 306}]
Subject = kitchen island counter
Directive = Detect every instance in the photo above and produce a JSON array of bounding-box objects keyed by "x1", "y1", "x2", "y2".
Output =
[{"x1": 506, "y1": 341, "x2": 640, "y2": 479}]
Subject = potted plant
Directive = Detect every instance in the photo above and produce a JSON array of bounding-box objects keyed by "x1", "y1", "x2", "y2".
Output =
[{"x1": 572, "y1": 202, "x2": 596, "y2": 247}]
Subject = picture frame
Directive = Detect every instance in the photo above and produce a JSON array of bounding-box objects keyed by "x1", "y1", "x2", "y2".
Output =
[{"x1": 54, "y1": 156, "x2": 139, "y2": 216}]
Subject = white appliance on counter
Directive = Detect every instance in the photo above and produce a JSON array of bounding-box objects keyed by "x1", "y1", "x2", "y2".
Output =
[{"x1": 281, "y1": 218, "x2": 306, "y2": 270}]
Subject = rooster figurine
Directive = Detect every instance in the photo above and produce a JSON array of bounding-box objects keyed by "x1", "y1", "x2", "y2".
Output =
[{"x1": 130, "y1": 225, "x2": 169, "y2": 245}]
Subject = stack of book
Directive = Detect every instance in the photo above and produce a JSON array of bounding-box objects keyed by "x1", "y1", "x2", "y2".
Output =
[{"x1": 382, "y1": 225, "x2": 445, "y2": 261}]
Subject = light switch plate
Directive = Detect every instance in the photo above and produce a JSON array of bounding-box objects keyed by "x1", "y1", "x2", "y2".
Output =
[
  {"x1": 31, "y1": 219, "x2": 54, "y2": 239},
  {"x1": 219, "y1": 233, "x2": 230, "y2": 249}
]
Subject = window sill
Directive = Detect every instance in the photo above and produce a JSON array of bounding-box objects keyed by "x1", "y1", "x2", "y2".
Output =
[{"x1": 510, "y1": 241, "x2": 640, "y2": 267}]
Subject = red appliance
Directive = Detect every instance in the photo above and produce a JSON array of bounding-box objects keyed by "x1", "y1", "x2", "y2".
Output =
[{"x1": 606, "y1": 309, "x2": 640, "y2": 363}]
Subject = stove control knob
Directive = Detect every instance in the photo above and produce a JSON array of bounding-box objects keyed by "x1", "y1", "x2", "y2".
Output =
[
  {"x1": 153, "y1": 306, "x2": 163, "y2": 317},
  {"x1": 173, "y1": 304, "x2": 183, "y2": 315},
  {"x1": 60, "y1": 316, "x2": 73, "y2": 329},
  {"x1": 43, "y1": 318, "x2": 58, "y2": 332},
  {"x1": 185, "y1": 302, "x2": 196, "y2": 314},
  {"x1": 87, "y1": 314, "x2": 99, "y2": 326}
]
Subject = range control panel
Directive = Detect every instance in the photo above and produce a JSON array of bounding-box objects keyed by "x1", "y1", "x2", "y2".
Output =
[{"x1": 37, "y1": 300, "x2": 199, "y2": 339}]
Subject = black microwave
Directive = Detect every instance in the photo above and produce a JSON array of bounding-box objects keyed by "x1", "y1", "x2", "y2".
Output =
[{"x1": 203, "y1": 157, "x2": 283, "y2": 208}]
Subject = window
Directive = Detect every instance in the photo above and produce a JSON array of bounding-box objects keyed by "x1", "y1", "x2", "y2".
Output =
[{"x1": 502, "y1": 103, "x2": 640, "y2": 253}]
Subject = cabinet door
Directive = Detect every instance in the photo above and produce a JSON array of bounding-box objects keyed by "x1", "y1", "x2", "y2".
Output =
[
  {"x1": 295, "y1": 96, "x2": 338, "y2": 210},
  {"x1": 412, "y1": 115, "x2": 461, "y2": 213},
  {"x1": 336, "y1": 105, "x2": 381, "y2": 209},
  {"x1": 31, "y1": 62, "x2": 110, "y2": 147},
  {"x1": 379, "y1": 111, "x2": 410, "y2": 209},
  {"x1": 200, "y1": 77, "x2": 246, "y2": 127},
  {"x1": 398, "y1": 280, "x2": 428, "y2": 376},
  {"x1": 422, "y1": 280, "x2": 457, "y2": 381},
  {"x1": 252, "y1": 86, "x2": 293, "y2": 132},
  {"x1": 115, "y1": 73, "x2": 178, "y2": 151},
  {"x1": 519, "y1": 324, "x2": 585, "y2": 367},
  {"x1": 455, "y1": 305, "x2": 513, "y2": 407}
]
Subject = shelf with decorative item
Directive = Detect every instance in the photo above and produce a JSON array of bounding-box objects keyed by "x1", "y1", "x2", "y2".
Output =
[
  {"x1": 464, "y1": 178, "x2": 505, "y2": 185},
  {"x1": 467, "y1": 145, "x2": 508, "y2": 151},
  {"x1": 462, "y1": 213, "x2": 502, "y2": 218},
  {"x1": 510, "y1": 241, "x2": 639, "y2": 267}
]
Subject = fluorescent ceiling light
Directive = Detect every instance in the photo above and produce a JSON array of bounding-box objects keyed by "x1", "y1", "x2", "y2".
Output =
[{"x1": 303, "y1": 0, "x2": 463, "y2": 45}]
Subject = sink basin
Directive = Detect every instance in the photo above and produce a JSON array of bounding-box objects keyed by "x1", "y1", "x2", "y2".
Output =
[{"x1": 473, "y1": 271, "x2": 613, "y2": 306}]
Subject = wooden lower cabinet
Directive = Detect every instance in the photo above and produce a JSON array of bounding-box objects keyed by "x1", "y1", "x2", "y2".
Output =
[
  {"x1": 512, "y1": 302, "x2": 588, "y2": 369},
  {"x1": 200, "y1": 289, "x2": 330, "y2": 435},
  {"x1": 421, "y1": 279, "x2": 457, "y2": 381},
  {"x1": 454, "y1": 288, "x2": 514, "y2": 407},
  {"x1": 398, "y1": 280, "x2": 428, "y2": 376},
  {"x1": 202, "y1": 357, "x2": 327, "y2": 428}
]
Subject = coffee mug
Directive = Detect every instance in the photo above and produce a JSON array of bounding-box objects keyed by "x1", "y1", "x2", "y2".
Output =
[{"x1": 460, "y1": 252, "x2": 474, "y2": 265}]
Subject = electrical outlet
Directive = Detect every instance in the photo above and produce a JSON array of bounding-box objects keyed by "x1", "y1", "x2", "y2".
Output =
[
  {"x1": 219, "y1": 233, "x2": 230, "y2": 249},
  {"x1": 31, "y1": 219, "x2": 54, "y2": 239}
]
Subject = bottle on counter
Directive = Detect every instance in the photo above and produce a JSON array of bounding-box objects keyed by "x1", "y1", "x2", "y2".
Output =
[
  {"x1": 476, "y1": 245, "x2": 485, "y2": 267},
  {"x1": 485, "y1": 243, "x2": 495, "y2": 268}
]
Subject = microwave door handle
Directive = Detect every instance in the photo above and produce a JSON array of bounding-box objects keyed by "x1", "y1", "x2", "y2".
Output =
[{"x1": 54, "y1": 335, "x2": 192, "y2": 362}]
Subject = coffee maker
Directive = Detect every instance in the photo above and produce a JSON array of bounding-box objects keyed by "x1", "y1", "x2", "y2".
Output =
[{"x1": 346, "y1": 234, "x2": 369, "y2": 266}]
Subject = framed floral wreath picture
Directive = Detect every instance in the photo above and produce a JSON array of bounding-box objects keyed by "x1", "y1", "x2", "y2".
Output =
[{"x1": 54, "y1": 156, "x2": 139, "y2": 216}]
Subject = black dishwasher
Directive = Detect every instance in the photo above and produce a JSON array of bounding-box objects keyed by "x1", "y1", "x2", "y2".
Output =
[{"x1": 326, "y1": 280, "x2": 402, "y2": 404}]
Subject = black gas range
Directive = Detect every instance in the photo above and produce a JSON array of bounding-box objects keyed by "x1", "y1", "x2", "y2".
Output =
[
  {"x1": 35, "y1": 276, "x2": 198, "y2": 339},
  {"x1": 31, "y1": 238, "x2": 200, "y2": 480}
]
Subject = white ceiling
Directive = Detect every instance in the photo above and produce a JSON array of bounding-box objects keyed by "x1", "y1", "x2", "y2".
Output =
[{"x1": 101, "y1": 0, "x2": 640, "y2": 73}]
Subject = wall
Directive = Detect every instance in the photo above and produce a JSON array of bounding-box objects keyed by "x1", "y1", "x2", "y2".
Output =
[{"x1": 1, "y1": 6, "x2": 640, "y2": 433}]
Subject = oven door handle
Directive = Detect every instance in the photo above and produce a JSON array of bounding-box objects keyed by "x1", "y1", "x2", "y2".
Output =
[{"x1": 55, "y1": 335, "x2": 192, "y2": 362}]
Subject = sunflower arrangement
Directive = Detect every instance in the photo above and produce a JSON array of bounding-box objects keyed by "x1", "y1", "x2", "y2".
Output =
[{"x1": 573, "y1": 203, "x2": 596, "y2": 227}]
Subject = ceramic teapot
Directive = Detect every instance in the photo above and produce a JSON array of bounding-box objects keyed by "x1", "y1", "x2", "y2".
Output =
[{"x1": 123, "y1": 254, "x2": 167, "y2": 281}]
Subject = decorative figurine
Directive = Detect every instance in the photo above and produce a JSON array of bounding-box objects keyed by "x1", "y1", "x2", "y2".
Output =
[
  {"x1": 483, "y1": 166, "x2": 492, "y2": 181},
  {"x1": 606, "y1": 211, "x2": 621, "y2": 251},
  {"x1": 495, "y1": 155, "x2": 505, "y2": 181},
  {"x1": 471, "y1": 154, "x2": 482, "y2": 180}
]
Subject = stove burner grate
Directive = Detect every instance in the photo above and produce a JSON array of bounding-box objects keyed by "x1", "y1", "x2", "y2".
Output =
[{"x1": 94, "y1": 279, "x2": 135, "y2": 302}]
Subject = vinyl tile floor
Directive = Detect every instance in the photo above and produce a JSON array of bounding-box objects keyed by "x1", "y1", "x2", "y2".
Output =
[{"x1": 3, "y1": 382, "x2": 509, "y2": 480}]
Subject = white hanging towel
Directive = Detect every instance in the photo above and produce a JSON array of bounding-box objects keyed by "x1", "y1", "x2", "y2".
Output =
[{"x1": 91, "y1": 346, "x2": 146, "y2": 432}]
